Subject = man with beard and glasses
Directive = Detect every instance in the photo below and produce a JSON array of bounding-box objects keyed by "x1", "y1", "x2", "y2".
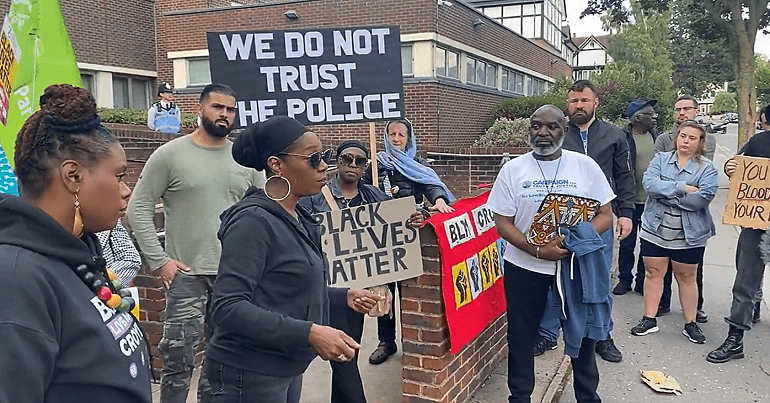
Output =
[
  {"x1": 128, "y1": 83, "x2": 265, "y2": 403},
  {"x1": 654, "y1": 95, "x2": 716, "y2": 324},
  {"x1": 533, "y1": 80, "x2": 635, "y2": 364},
  {"x1": 488, "y1": 105, "x2": 615, "y2": 403}
]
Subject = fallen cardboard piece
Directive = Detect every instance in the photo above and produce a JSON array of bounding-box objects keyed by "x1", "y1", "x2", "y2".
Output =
[{"x1": 640, "y1": 370, "x2": 682, "y2": 396}]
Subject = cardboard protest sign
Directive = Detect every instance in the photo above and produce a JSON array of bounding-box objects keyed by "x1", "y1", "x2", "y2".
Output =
[
  {"x1": 315, "y1": 197, "x2": 422, "y2": 289},
  {"x1": 207, "y1": 26, "x2": 404, "y2": 127},
  {"x1": 723, "y1": 155, "x2": 770, "y2": 230},
  {"x1": 426, "y1": 191, "x2": 507, "y2": 354}
]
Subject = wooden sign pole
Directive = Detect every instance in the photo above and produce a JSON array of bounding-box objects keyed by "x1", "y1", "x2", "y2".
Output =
[{"x1": 369, "y1": 121, "x2": 378, "y2": 186}]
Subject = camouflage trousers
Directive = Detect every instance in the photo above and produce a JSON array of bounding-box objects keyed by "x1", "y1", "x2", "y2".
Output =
[{"x1": 159, "y1": 272, "x2": 216, "y2": 403}]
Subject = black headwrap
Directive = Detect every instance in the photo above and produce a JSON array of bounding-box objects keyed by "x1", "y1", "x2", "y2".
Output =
[
  {"x1": 336, "y1": 139, "x2": 368, "y2": 158},
  {"x1": 232, "y1": 116, "x2": 308, "y2": 171}
]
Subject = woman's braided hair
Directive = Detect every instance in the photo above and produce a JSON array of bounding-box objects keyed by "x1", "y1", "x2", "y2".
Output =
[{"x1": 14, "y1": 84, "x2": 117, "y2": 198}]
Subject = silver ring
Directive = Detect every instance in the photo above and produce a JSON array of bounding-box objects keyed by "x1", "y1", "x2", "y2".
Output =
[{"x1": 337, "y1": 354, "x2": 347, "y2": 361}]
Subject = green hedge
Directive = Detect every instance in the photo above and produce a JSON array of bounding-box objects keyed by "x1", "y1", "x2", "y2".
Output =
[
  {"x1": 491, "y1": 93, "x2": 566, "y2": 124},
  {"x1": 98, "y1": 108, "x2": 198, "y2": 129}
]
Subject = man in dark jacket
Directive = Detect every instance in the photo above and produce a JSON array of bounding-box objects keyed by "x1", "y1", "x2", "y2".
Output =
[
  {"x1": 614, "y1": 99, "x2": 659, "y2": 296},
  {"x1": 534, "y1": 80, "x2": 634, "y2": 363},
  {"x1": 707, "y1": 105, "x2": 770, "y2": 363}
]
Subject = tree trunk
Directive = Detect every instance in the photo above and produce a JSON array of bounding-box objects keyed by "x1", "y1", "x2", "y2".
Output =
[{"x1": 730, "y1": 1, "x2": 758, "y2": 147}]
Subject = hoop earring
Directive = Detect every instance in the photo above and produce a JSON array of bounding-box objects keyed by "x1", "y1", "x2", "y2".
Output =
[
  {"x1": 73, "y1": 191, "x2": 83, "y2": 238},
  {"x1": 264, "y1": 175, "x2": 291, "y2": 202}
]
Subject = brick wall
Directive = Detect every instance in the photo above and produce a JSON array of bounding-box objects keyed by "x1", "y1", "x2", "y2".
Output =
[
  {"x1": 111, "y1": 123, "x2": 524, "y2": 384},
  {"x1": 401, "y1": 227, "x2": 508, "y2": 403}
]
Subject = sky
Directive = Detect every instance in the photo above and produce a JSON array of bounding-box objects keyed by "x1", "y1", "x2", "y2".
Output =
[{"x1": 564, "y1": 0, "x2": 770, "y2": 58}]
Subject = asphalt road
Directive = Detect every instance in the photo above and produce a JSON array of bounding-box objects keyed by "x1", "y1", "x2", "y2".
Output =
[{"x1": 561, "y1": 123, "x2": 770, "y2": 402}]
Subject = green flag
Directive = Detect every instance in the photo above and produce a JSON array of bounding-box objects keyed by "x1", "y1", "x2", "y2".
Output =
[{"x1": 0, "y1": 0, "x2": 82, "y2": 195}]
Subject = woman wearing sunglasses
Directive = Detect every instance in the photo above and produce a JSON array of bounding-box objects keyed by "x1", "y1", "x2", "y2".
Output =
[
  {"x1": 206, "y1": 116, "x2": 381, "y2": 403},
  {"x1": 300, "y1": 140, "x2": 425, "y2": 403},
  {"x1": 363, "y1": 118, "x2": 456, "y2": 365}
]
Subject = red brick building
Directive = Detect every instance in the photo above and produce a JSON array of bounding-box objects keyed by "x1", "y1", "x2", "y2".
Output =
[
  {"x1": 0, "y1": 0, "x2": 158, "y2": 110},
  {"x1": 157, "y1": 0, "x2": 571, "y2": 148}
]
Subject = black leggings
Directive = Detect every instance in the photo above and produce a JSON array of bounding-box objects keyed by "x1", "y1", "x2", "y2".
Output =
[{"x1": 504, "y1": 261, "x2": 601, "y2": 403}]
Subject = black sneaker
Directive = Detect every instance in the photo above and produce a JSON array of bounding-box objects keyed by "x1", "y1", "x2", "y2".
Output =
[
  {"x1": 696, "y1": 309, "x2": 708, "y2": 323},
  {"x1": 631, "y1": 316, "x2": 659, "y2": 336},
  {"x1": 707, "y1": 334, "x2": 744, "y2": 363},
  {"x1": 656, "y1": 306, "x2": 670, "y2": 317},
  {"x1": 633, "y1": 280, "x2": 644, "y2": 294},
  {"x1": 753, "y1": 301, "x2": 761, "y2": 323},
  {"x1": 683, "y1": 322, "x2": 706, "y2": 344},
  {"x1": 533, "y1": 334, "x2": 557, "y2": 356},
  {"x1": 595, "y1": 337, "x2": 622, "y2": 362},
  {"x1": 368, "y1": 341, "x2": 397, "y2": 365},
  {"x1": 612, "y1": 282, "x2": 632, "y2": 295}
]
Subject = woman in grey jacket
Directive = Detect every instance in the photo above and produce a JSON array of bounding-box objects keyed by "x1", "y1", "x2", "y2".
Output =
[{"x1": 631, "y1": 121, "x2": 718, "y2": 344}]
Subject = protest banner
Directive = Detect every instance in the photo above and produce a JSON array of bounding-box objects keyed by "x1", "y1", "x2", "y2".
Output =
[
  {"x1": 315, "y1": 197, "x2": 422, "y2": 289},
  {"x1": 0, "y1": 0, "x2": 82, "y2": 196},
  {"x1": 723, "y1": 155, "x2": 770, "y2": 230},
  {"x1": 426, "y1": 191, "x2": 506, "y2": 354},
  {"x1": 207, "y1": 26, "x2": 404, "y2": 127}
]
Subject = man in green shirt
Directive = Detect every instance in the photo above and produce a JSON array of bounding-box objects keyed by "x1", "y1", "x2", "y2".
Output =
[
  {"x1": 127, "y1": 84, "x2": 265, "y2": 403},
  {"x1": 614, "y1": 99, "x2": 659, "y2": 296}
]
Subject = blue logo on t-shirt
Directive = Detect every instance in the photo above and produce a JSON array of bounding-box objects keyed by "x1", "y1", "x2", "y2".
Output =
[{"x1": 522, "y1": 181, "x2": 532, "y2": 189}]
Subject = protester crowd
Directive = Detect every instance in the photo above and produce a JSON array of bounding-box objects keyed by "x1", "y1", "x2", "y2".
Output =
[{"x1": 0, "y1": 79, "x2": 768, "y2": 403}]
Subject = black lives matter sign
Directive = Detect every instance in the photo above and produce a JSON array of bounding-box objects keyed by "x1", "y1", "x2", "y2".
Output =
[
  {"x1": 314, "y1": 197, "x2": 423, "y2": 289},
  {"x1": 207, "y1": 26, "x2": 404, "y2": 127}
]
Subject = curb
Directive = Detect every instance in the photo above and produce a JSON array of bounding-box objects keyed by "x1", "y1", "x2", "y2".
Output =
[{"x1": 540, "y1": 355, "x2": 571, "y2": 403}]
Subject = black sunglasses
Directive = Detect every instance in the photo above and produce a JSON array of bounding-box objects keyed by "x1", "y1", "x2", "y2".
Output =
[
  {"x1": 338, "y1": 154, "x2": 368, "y2": 168},
  {"x1": 279, "y1": 149, "x2": 333, "y2": 169}
]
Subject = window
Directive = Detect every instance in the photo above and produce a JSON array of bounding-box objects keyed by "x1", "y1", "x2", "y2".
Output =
[
  {"x1": 401, "y1": 44, "x2": 413, "y2": 75},
  {"x1": 113, "y1": 77, "x2": 129, "y2": 108},
  {"x1": 112, "y1": 76, "x2": 152, "y2": 109},
  {"x1": 435, "y1": 46, "x2": 458, "y2": 79},
  {"x1": 188, "y1": 58, "x2": 211, "y2": 86},
  {"x1": 435, "y1": 47, "x2": 446, "y2": 77},
  {"x1": 81, "y1": 73, "x2": 95, "y2": 97},
  {"x1": 467, "y1": 56, "x2": 496, "y2": 87},
  {"x1": 501, "y1": 69, "x2": 509, "y2": 91},
  {"x1": 486, "y1": 64, "x2": 496, "y2": 87}
]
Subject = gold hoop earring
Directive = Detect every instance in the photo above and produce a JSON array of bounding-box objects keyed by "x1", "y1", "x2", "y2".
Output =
[
  {"x1": 264, "y1": 175, "x2": 291, "y2": 202},
  {"x1": 73, "y1": 191, "x2": 83, "y2": 238}
]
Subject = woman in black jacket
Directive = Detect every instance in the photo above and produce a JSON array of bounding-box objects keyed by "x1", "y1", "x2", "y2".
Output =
[
  {"x1": 301, "y1": 140, "x2": 425, "y2": 403},
  {"x1": 363, "y1": 119, "x2": 456, "y2": 364},
  {"x1": 0, "y1": 84, "x2": 151, "y2": 403},
  {"x1": 207, "y1": 116, "x2": 380, "y2": 403}
]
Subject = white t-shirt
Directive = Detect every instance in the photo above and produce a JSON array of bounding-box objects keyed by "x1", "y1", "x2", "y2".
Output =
[{"x1": 487, "y1": 150, "x2": 615, "y2": 275}]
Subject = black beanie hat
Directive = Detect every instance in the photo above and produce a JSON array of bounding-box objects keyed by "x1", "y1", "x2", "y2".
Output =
[
  {"x1": 232, "y1": 116, "x2": 308, "y2": 171},
  {"x1": 336, "y1": 139, "x2": 368, "y2": 158}
]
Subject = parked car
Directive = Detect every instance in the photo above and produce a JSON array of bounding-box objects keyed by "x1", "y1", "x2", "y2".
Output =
[
  {"x1": 725, "y1": 112, "x2": 739, "y2": 123},
  {"x1": 695, "y1": 113, "x2": 706, "y2": 124},
  {"x1": 707, "y1": 122, "x2": 727, "y2": 134}
]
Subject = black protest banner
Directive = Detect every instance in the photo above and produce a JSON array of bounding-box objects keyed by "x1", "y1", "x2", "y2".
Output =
[
  {"x1": 314, "y1": 197, "x2": 423, "y2": 289},
  {"x1": 207, "y1": 26, "x2": 404, "y2": 127}
]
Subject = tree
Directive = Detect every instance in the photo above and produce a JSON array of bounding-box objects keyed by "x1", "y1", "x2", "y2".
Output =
[
  {"x1": 582, "y1": 0, "x2": 770, "y2": 145},
  {"x1": 712, "y1": 91, "x2": 738, "y2": 113},
  {"x1": 757, "y1": 56, "x2": 770, "y2": 107},
  {"x1": 592, "y1": 1, "x2": 678, "y2": 129},
  {"x1": 668, "y1": 0, "x2": 734, "y2": 97}
]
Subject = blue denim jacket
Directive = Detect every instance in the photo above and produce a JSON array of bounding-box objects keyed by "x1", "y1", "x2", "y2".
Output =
[{"x1": 641, "y1": 151, "x2": 718, "y2": 246}]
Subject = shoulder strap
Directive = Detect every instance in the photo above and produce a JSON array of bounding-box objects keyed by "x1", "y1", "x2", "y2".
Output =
[{"x1": 321, "y1": 185, "x2": 339, "y2": 211}]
